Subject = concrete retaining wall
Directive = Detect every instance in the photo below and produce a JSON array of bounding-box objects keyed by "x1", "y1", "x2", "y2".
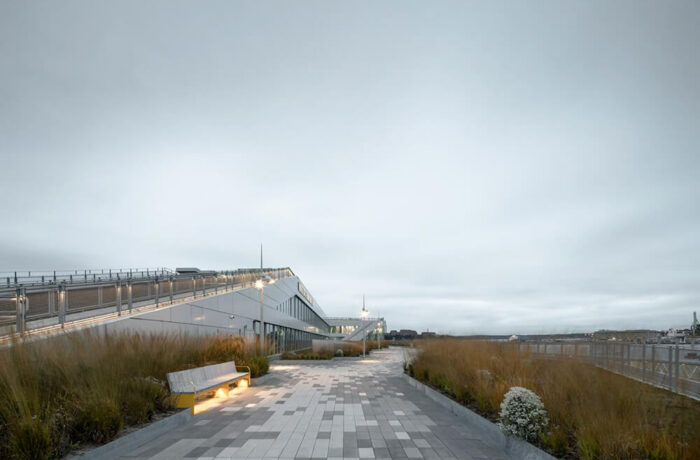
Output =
[
  {"x1": 79, "y1": 409, "x2": 192, "y2": 459},
  {"x1": 312, "y1": 339, "x2": 352, "y2": 353}
]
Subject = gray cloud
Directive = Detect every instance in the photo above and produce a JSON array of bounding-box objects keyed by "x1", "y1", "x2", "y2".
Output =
[{"x1": 1, "y1": 1, "x2": 698, "y2": 333}]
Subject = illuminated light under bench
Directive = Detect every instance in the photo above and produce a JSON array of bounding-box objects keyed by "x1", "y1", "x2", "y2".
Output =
[{"x1": 166, "y1": 361, "x2": 251, "y2": 414}]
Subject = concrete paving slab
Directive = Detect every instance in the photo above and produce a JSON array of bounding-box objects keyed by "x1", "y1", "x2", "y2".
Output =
[{"x1": 119, "y1": 348, "x2": 514, "y2": 459}]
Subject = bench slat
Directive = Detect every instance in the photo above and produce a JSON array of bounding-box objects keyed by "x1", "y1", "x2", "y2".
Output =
[
  {"x1": 167, "y1": 360, "x2": 249, "y2": 394},
  {"x1": 187, "y1": 372, "x2": 249, "y2": 394}
]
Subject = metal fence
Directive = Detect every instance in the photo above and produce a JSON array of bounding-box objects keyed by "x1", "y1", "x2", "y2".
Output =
[
  {"x1": 0, "y1": 267, "x2": 294, "y2": 338},
  {"x1": 519, "y1": 341, "x2": 700, "y2": 400},
  {"x1": 0, "y1": 268, "x2": 173, "y2": 288}
]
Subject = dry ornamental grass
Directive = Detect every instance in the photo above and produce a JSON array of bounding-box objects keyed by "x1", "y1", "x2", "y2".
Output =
[
  {"x1": 0, "y1": 331, "x2": 268, "y2": 459},
  {"x1": 408, "y1": 338, "x2": 700, "y2": 460}
]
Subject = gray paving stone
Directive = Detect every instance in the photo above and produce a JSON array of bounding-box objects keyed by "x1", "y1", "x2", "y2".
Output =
[{"x1": 119, "y1": 349, "x2": 511, "y2": 459}]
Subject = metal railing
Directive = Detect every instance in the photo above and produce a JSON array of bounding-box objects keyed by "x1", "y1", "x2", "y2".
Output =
[
  {"x1": 519, "y1": 341, "x2": 700, "y2": 400},
  {"x1": 0, "y1": 268, "x2": 174, "y2": 288},
  {"x1": 0, "y1": 267, "x2": 294, "y2": 338},
  {"x1": 326, "y1": 316, "x2": 384, "y2": 321},
  {"x1": 343, "y1": 320, "x2": 383, "y2": 342}
]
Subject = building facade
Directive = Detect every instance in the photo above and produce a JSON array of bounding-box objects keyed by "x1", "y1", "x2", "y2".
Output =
[{"x1": 0, "y1": 267, "x2": 387, "y2": 352}]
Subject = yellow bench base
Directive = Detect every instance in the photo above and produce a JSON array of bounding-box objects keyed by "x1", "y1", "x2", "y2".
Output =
[{"x1": 172, "y1": 376, "x2": 251, "y2": 409}]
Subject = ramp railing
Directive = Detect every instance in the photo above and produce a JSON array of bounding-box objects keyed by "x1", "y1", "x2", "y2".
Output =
[{"x1": 0, "y1": 267, "x2": 294, "y2": 339}]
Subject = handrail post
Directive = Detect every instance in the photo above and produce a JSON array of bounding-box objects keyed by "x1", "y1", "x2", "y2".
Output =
[
  {"x1": 48, "y1": 286, "x2": 56, "y2": 315},
  {"x1": 127, "y1": 280, "x2": 133, "y2": 313},
  {"x1": 667, "y1": 346, "x2": 673, "y2": 390},
  {"x1": 116, "y1": 281, "x2": 122, "y2": 316},
  {"x1": 674, "y1": 345, "x2": 680, "y2": 392},
  {"x1": 154, "y1": 277, "x2": 159, "y2": 308},
  {"x1": 58, "y1": 281, "x2": 66, "y2": 329},
  {"x1": 16, "y1": 286, "x2": 26, "y2": 335},
  {"x1": 58, "y1": 282, "x2": 66, "y2": 328}
]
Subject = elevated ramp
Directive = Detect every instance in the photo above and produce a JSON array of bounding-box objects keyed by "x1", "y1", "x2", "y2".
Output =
[{"x1": 343, "y1": 319, "x2": 380, "y2": 341}]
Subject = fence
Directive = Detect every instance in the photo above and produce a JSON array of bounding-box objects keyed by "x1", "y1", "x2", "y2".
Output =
[
  {"x1": 0, "y1": 268, "x2": 173, "y2": 288},
  {"x1": 519, "y1": 341, "x2": 700, "y2": 400},
  {"x1": 0, "y1": 267, "x2": 294, "y2": 338}
]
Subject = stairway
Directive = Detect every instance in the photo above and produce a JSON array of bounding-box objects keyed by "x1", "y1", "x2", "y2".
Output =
[{"x1": 343, "y1": 319, "x2": 379, "y2": 342}]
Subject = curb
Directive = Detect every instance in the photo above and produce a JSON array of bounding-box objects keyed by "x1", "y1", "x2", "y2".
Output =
[
  {"x1": 77, "y1": 408, "x2": 192, "y2": 459},
  {"x1": 251, "y1": 372, "x2": 275, "y2": 385},
  {"x1": 402, "y1": 374, "x2": 556, "y2": 460}
]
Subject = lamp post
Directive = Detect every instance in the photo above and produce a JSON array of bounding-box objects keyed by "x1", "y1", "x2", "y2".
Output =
[
  {"x1": 256, "y1": 245, "x2": 275, "y2": 354},
  {"x1": 361, "y1": 295, "x2": 369, "y2": 357}
]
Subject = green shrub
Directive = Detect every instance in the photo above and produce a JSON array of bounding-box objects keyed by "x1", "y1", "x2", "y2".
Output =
[
  {"x1": 428, "y1": 371, "x2": 447, "y2": 390},
  {"x1": 279, "y1": 350, "x2": 335, "y2": 360},
  {"x1": 243, "y1": 355, "x2": 269, "y2": 377},
  {"x1": 120, "y1": 379, "x2": 166, "y2": 425},
  {"x1": 578, "y1": 436, "x2": 601, "y2": 460},
  {"x1": 8, "y1": 418, "x2": 51, "y2": 460},
  {"x1": 72, "y1": 398, "x2": 122, "y2": 444},
  {"x1": 544, "y1": 427, "x2": 570, "y2": 458}
]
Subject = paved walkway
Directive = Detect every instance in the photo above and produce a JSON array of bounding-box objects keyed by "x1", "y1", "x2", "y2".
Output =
[{"x1": 123, "y1": 348, "x2": 509, "y2": 460}]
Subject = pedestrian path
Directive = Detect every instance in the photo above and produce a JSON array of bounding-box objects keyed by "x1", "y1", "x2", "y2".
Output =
[{"x1": 122, "y1": 348, "x2": 509, "y2": 459}]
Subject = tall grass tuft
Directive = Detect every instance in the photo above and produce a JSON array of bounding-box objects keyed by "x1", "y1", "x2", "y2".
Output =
[
  {"x1": 281, "y1": 341, "x2": 389, "y2": 360},
  {"x1": 0, "y1": 330, "x2": 267, "y2": 459},
  {"x1": 409, "y1": 338, "x2": 700, "y2": 460}
]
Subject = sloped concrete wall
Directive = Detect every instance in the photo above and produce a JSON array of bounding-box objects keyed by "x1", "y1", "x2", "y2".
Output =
[{"x1": 99, "y1": 276, "x2": 327, "y2": 338}]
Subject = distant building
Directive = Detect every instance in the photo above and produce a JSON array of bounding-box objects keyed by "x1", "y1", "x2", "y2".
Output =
[
  {"x1": 385, "y1": 329, "x2": 418, "y2": 340},
  {"x1": 592, "y1": 329, "x2": 659, "y2": 343}
]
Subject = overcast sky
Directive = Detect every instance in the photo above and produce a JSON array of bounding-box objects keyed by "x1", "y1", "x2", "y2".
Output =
[{"x1": 1, "y1": 1, "x2": 698, "y2": 334}]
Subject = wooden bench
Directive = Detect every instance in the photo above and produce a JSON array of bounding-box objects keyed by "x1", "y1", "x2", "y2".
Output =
[{"x1": 166, "y1": 361, "x2": 251, "y2": 411}]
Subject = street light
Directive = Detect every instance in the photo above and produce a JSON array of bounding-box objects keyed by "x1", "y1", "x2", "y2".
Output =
[
  {"x1": 256, "y1": 245, "x2": 275, "y2": 353},
  {"x1": 361, "y1": 294, "x2": 369, "y2": 319},
  {"x1": 361, "y1": 294, "x2": 369, "y2": 357}
]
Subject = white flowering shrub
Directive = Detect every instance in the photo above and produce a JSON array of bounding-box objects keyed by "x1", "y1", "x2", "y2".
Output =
[{"x1": 498, "y1": 386, "x2": 549, "y2": 442}]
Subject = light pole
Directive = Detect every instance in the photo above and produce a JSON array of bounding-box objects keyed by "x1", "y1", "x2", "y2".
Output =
[
  {"x1": 361, "y1": 294, "x2": 369, "y2": 357},
  {"x1": 256, "y1": 244, "x2": 275, "y2": 354}
]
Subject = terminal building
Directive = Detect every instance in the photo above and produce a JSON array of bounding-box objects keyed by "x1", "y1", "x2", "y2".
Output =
[{"x1": 0, "y1": 267, "x2": 386, "y2": 352}]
